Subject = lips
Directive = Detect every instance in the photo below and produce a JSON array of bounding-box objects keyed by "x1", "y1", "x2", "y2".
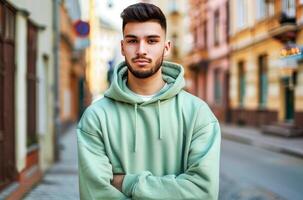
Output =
[
  {"x1": 133, "y1": 59, "x2": 151, "y2": 66},
  {"x1": 134, "y1": 59, "x2": 150, "y2": 63}
]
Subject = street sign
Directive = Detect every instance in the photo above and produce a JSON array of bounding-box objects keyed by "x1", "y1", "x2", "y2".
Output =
[{"x1": 73, "y1": 20, "x2": 90, "y2": 38}]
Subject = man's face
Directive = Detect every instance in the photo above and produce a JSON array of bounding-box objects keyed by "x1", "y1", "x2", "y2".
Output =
[{"x1": 121, "y1": 21, "x2": 171, "y2": 79}]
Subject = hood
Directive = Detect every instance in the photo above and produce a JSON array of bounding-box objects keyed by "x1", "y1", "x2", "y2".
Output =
[
  {"x1": 104, "y1": 61, "x2": 185, "y2": 104},
  {"x1": 104, "y1": 61, "x2": 186, "y2": 152}
]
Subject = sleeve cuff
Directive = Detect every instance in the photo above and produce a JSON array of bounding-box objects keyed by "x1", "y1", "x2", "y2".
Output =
[{"x1": 122, "y1": 174, "x2": 139, "y2": 197}]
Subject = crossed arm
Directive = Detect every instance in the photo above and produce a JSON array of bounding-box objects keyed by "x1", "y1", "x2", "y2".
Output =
[
  {"x1": 111, "y1": 174, "x2": 125, "y2": 192},
  {"x1": 77, "y1": 119, "x2": 220, "y2": 200}
]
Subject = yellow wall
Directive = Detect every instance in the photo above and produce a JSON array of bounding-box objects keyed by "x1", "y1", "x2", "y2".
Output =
[
  {"x1": 230, "y1": 39, "x2": 283, "y2": 109},
  {"x1": 296, "y1": 29, "x2": 303, "y2": 111},
  {"x1": 86, "y1": 0, "x2": 120, "y2": 100},
  {"x1": 229, "y1": 0, "x2": 303, "y2": 123}
]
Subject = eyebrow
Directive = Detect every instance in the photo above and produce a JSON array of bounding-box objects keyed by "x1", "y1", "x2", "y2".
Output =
[{"x1": 124, "y1": 34, "x2": 161, "y2": 39}]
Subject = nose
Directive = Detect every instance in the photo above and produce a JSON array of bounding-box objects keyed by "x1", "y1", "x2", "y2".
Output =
[{"x1": 136, "y1": 41, "x2": 147, "y2": 56}]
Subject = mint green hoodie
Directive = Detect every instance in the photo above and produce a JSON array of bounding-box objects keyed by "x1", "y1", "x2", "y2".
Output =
[{"x1": 77, "y1": 61, "x2": 221, "y2": 200}]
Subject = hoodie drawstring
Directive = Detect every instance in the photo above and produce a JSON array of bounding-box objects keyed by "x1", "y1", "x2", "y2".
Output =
[
  {"x1": 158, "y1": 100, "x2": 162, "y2": 140},
  {"x1": 134, "y1": 103, "x2": 138, "y2": 152},
  {"x1": 133, "y1": 101, "x2": 163, "y2": 152}
]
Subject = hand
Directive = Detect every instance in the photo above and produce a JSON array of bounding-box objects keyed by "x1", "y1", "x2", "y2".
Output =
[{"x1": 111, "y1": 174, "x2": 125, "y2": 192}]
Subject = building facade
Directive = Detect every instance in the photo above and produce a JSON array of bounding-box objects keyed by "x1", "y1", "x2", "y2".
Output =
[
  {"x1": 59, "y1": 0, "x2": 88, "y2": 129},
  {"x1": 0, "y1": 0, "x2": 55, "y2": 198},
  {"x1": 85, "y1": 0, "x2": 121, "y2": 101},
  {"x1": 151, "y1": 0, "x2": 191, "y2": 63},
  {"x1": 229, "y1": 0, "x2": 303, "y2": 134},
  {"x1": 0, "y1": 0, "x2": 90, "y2": 198},
  {"x1": 186, "y1": 0, "x2": 230, "y2": 122},
  {"x1": 142, "y1": 0, "x2": 191, "y2": 65}
]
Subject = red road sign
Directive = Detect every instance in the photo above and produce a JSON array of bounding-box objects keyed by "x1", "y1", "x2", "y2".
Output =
[{"x1": 73, "y1": 20, "x2": 90, "y2": 38}]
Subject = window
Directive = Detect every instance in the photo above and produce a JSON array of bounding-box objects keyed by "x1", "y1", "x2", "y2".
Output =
[
  {"x1": 256, "y1": 0, "x2": 267, "y2": 20},
  {"x1": 0, "y1": 2, "x2": 16, "y2": 189},
  {"x1": 0, "y1": 5, "x2": 3, "y2": 144},
  {"x1": 197, "y1": 23, "x2": 203, "y2": 48},
  {"x1": 168, "y1": 0, "x2": 178, "y2": 13},
  {"x1": 27, "y1": 21, "x2": 38, "y2": 147},
  {"x1": 193, "y1": 27, "x2": 198, "y2": 48},
  {"x1": 238, "y1": 61, "x2": 246, "y2": 107},
  {"x1": 282, "y1": 0, "x2": 296, "y2": 17},
  {"x1": 258, "y1": 55, "x2": 268, "y2": 108},
  {"x1": 4, "y1": 8, "x2": 14, "y2": 40},
  {"x1": 0, "y1": 44, "x2": 3, "y2": 149},
  {"x1": 214, "y1": 69, "x2": 221, "y2": 104},
  {"x1": 0, "y1": 5, "x2": 3, "y2": 37},
  {"x1": 214, "y1": 9, "x2": 220, "y2": 46},
  {"x1": 237, "y1": 0, "x2": 247, "y2": 29},
  {"x1": 171, "y1": 33, "x2": 179, "y2": 57},
  {"x1": 225, "y1": 1, "x2": 229, "y2": 43},
  {"x1": 203, "y1": 21, "x2": 207, "y2": 49},
  {"x1": 268, "y1": 1, "x2": 275, "y2": 16}
]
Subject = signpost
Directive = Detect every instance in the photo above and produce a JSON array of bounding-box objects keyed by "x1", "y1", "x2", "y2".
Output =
[{"x1": 73, "y1": 20, "x2": 90, "y2": 38}]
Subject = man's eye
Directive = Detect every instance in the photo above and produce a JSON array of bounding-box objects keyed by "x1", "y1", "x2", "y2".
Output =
[
  {"x1": 148, "y1": 40, "x2": 158, "y2": 44},
  {"x1": 127, "y1": 40, "x2": 137, "y2": 43}
]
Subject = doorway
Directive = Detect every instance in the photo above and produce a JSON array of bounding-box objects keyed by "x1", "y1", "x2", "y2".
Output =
[
  {"x1": 0, "y1": 3, "x2": 16, "y2": 190},
  {"x1": 282, "y1": 77, "x2": 295, "y2": 122}
]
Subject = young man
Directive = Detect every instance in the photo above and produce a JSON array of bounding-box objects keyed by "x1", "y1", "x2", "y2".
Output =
[{"x1": 77, "y1": 3, "x2": 221, "y2": 200}]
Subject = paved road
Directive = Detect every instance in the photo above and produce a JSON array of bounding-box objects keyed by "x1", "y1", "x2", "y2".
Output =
[
  {"x1": 219, "y1": 140, "x2": 303, "y2": 200},
  {"x1": 24, "y1": 127, "x2": 303, "y2": 200}
]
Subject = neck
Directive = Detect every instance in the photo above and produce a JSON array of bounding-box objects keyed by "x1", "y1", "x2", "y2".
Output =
[{"x1": 127, "y1": 69, "x2": 165, "y2": 95}]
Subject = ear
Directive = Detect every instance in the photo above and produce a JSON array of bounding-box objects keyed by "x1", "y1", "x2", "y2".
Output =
[
  {"x1": 121, "y1": 40, "x2": 125, "y2": 56},
  {"x1": 164, "y1": 40, "x2": 171, "y2": 57}
]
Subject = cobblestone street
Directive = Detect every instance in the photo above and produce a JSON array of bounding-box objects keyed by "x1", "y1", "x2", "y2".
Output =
[{"x1": 23, "y1": 126, "x2": 79, "y2": 200}]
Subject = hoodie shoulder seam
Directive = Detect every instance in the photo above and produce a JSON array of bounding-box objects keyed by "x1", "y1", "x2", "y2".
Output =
[{"x1": 193, "y1": 104, "x2": 218, "y2": 133}]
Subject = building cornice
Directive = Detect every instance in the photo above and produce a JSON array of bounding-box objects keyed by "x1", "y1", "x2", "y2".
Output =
[
  {"x1": 230, "y1": 32, "x2": 275, "y2": 53},
  {"x1": 11, "y1": 4, "x2": 46, "y2": 31}
]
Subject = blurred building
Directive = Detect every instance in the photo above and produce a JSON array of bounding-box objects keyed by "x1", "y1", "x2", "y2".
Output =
[
  {"x1": 186, "y1": 0, "x2": 230, "y2": 122},
  {"x1": 0, "y1": 0, "x2": 55, "y2": 198},
  {"x1": 142, "y1": 0, "x2": 191, "y2": 65},
  {"x1": 85, "y1": 0, "x2": 121, "y2": 101},
  {"x1": 59, "y1": 0, "x2": 89, "y2": 130},
  {"x1": 229, "y1": 0, "x2": 303, "y2": 135},
  {"x1": 151, "y1": 0, "x2": 190, "y2": 64},
  {"x1": 0, "y1": 0, "x2": 90, "y2": 198}
]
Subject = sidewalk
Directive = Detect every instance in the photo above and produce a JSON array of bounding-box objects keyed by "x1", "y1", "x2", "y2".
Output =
[
  {"x1": 21, "y1": 123, "x2": 303, "y2": 199},
  {"x1": 221, "y1": 123, "x2": 303, "y2": 158},
  {"x1": 23, "y1": 125, "x2": 79, "y2": 200}
]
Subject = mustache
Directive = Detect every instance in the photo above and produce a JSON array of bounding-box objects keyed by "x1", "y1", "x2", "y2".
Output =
[{"x1": 131, "y1": 56, "x2": 152, "y2": 63}]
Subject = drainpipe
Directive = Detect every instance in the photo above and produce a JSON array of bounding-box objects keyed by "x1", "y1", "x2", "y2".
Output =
[{"x1": 53, "y1": 0, "x2": 61, "y2": 162}]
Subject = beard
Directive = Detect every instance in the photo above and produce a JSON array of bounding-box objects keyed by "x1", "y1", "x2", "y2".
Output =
[{"x1": 125, "y1": 51, "x2": 164, "y2": 79}]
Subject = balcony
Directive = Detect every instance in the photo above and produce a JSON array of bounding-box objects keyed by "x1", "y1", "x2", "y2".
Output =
[
  {"x1": 185, "y1": 47, "x2": 209, "y2": 71},
  {"x1": 268, "y1": 11, "x2": 298, "y2": 43},
  {"x1": 279, "y1": 11, "x2": 296, "y2": 24}
]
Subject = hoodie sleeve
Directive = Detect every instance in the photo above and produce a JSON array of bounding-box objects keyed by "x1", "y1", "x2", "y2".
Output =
[
  {"x1": 77, "y1": 107, "x2": 129, "y2": 200},
  {"x1": 121, "y1": 108, "x2": 221, "y2": 200}
]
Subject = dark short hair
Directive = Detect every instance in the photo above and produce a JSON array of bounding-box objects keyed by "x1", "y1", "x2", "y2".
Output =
[{"x1": 120, "y1": 3, "x2": 167, "y2": 33}]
